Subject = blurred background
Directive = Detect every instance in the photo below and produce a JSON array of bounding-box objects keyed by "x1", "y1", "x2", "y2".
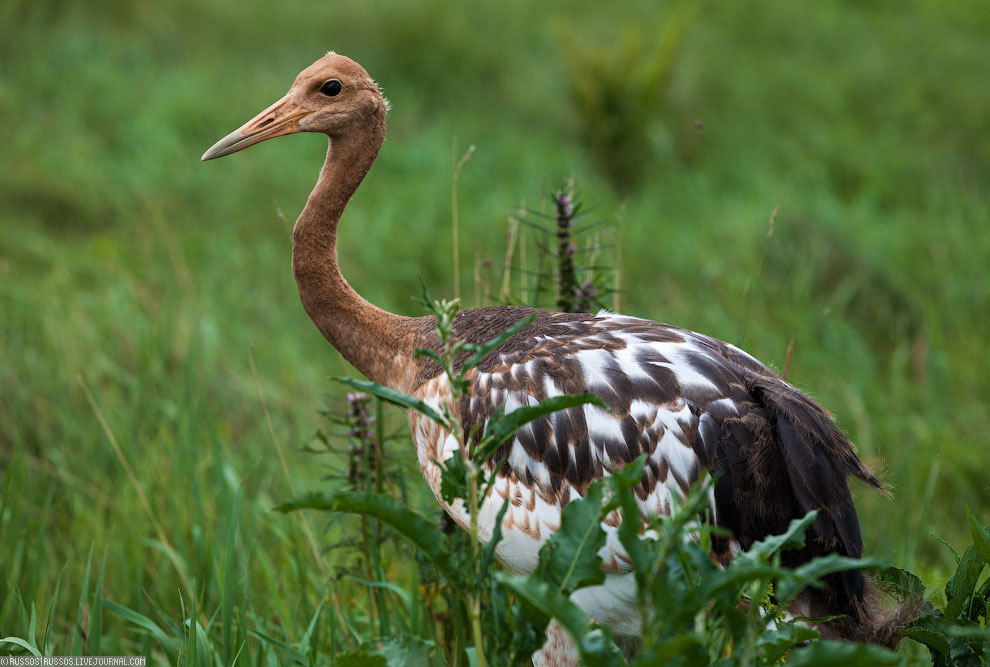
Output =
[{"x1": 1, "y1": 0, "x2": 987, "y2": 657}]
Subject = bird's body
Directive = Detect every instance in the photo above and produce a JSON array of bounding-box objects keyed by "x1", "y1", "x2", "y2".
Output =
[
  {"x1": 202, "y1": 53, "x2": 890, "y2": 663},
  {"x1": 408, "y1": 306, "x2": 879, "y2": 637}
]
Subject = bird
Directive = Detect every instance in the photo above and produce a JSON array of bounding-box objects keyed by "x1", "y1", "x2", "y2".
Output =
[{"x1": 203, "y1": 53, "x2": 892, "y2": 664}]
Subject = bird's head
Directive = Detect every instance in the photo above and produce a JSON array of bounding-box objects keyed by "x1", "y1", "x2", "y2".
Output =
[{"x1": 201, "y1": 53, "x2": 387, "y2": 161}]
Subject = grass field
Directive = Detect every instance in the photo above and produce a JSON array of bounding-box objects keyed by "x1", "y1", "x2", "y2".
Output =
[{"x1": 1, "y1": 0, "x2": 988, "y2": 662}]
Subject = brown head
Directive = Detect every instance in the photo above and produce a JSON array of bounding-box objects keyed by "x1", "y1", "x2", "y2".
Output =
[{"x1": 201, "y1": 53, "x2": 387, "y2": 161}]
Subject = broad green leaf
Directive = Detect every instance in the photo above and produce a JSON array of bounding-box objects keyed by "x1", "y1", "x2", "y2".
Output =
[
  {"x1": 785, "y1": 639, "x2": 900, "y2": 666},
  {"x1": 777, "y1": 555, "x2": 886, "y2": 604},
  {"x1": 944, "y1": 545, "x2": 986, "y2": 618},
  {"x1": 274, "y1": 491, "x2": 464, "y2": 587},
  {"x1": 903, "y1": 614, "x2": 951, "y2": 661},
  {"x1": 756, "y1": 623, "x2": 821, "y2": 664},
  {"x1": 461, "y1": 313, "x2": 537, "y2": 372},
  {"x1": 534, "y1": 480, "x2": 607, "y2": 594},
  {"x1": 332, "y1": 377, "x2": 444, "y2": 425},
  {"x1": 495, "y1": 572, "x2": 623, "y2": 666},
  {"x1": 436, "y1": 453, "x2": 469, "y2": 505},
  {"x1": 479, "y1": 393, "x2": 607, "y2": 459},
  {"x1": 873, "y1": 565, "x2": 927, "y2": 598},
  {"x1": 966, "y1": 507, "x2": 990, "y2": 564}
]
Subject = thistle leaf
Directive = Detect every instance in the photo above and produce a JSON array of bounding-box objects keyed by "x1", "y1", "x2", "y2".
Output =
[
  {"x1": 274, "y1": 491, "x2": 464, "y2": 588},
  {"x1": 332, "y1": 377, "x2": 444, "y2": 425}
]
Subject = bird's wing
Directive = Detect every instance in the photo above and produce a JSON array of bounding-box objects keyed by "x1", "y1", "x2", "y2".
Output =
[
  {"x1": 410, "y1": 310, "x2": 757, "y2": 573},
  {"x1": 411, "y1": 308, "x2": 877, "y2": 594}
]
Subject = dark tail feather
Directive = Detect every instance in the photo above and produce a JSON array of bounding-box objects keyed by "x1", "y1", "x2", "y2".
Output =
[{"x1": 745, "y1": 374, "x2": 914, "y2": 647}]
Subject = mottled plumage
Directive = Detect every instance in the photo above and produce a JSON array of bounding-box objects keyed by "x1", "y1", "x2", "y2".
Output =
[{"x1": 410, "y1": 306, "x2": 881, "y2": 637}]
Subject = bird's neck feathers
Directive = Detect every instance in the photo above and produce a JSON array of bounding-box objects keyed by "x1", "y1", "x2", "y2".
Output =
[{"x1": 291, "y1": 113, "x2": 424, "y2": 391}]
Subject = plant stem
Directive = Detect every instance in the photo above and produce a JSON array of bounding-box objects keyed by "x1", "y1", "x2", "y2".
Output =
[{"x1": 466, "y1": 456, "x2": 486, "y2": 666}]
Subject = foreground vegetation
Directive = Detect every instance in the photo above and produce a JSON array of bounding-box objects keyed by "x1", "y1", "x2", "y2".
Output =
[{"x1": 1, "y1": 0, "x2": 987, "y2": 663}]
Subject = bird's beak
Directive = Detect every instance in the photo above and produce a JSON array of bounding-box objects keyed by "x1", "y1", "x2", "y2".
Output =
[{"x1": 201, "y1": 95, "x2": 309, "y2": 161}]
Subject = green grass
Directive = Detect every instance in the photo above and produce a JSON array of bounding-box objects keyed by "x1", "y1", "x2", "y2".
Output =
[{"x1": 0, "y1": 0, "x2": 987, "y2": 661}]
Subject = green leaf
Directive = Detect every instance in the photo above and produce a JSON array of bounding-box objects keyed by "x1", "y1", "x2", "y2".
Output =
[
  {"x1": 332, "y1": 377, "x2": 444, "y2": 425},
  {"x1": 369, "y1": 634, "x2": 436, "y2": 666},
  {"x1": 495, "y1": 572, "x2": 623, "y2": 666},
  {"x1": 777, "y1": 555, "x2": 886, "y2": 604},
  {"x1": 785, "y1": 639, "x2": 900, "y2": 666},
  {"x1": 352, "y1": 579, "x2": 413, "y2": 607},
  {"x1": 756, "y1": 623, "x2": 821, "y2": 664},
  {"x1": 903, "y1": 614, "x2": 951, "y2": 660},
  {"x1": 632, "y1": 634, "x2": 708, "y2": 664},
  {"x1": 944, "y1": 545, "x2": 986, "y2": 618},
  {"x1": 103, "y1": 599, "x2": 181, "y2": 662},
  {"x1": 480, "y1": 497, "x2": 511, "y2": 576},
  {"x1": 249, "y1": 628, "x2": 311, "y2": 664},
  {"x1": 461, "y1": 313, "x2": 537, "y2": 372},
  {"x1": 740, "y1": 511, "x2": 817, "y2": 563},
  {"x1": 610, "y1": 456, "x2": 651, "y2": 598},
  {"x1": 274, "y1": 491, "x2": 464, "y2": 587},
  {"x1": 966, "y1": 507, "x2": 990, "y2": 564},
  {"x1": 534, "y1": 480, "x2": 607, "y2": 594},
  {"x1": 436, "y1": 453, "x2": 469, "y2": 505},
  {"x1": 479, "y1": 393, "x2": 606, "y2": 460},
  {"x1": 873, "y1": 565, "x2": 927, "y2": 598},
  {"x1": 0, "y1": 637, "x2": 42, "y2": 657}
]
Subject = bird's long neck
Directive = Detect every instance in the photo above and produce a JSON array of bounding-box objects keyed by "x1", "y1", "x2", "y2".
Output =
[{"x1": 291, "y1": 116, "x2": 420, "y2": 391}]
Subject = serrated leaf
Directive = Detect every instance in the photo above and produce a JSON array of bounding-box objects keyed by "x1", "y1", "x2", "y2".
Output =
[
  {"x1": 873, "y1": 565, "x2": 927, "y2": 598},
  {"x1": 478, "y1": 393, "x2": 606, "y2": 460},
  {"x1": 785, "y1": 639, "x2": 900, "y2": 666},
  {"x1": 274, "y1": 491, "x2": 464, "y2": 588},
  {"x1": 436, "y1": 454, "x2": 469, "y2": 505},
  {"x1": 904, "y1": 614, "x2": 951, "y2": 660},
  {"x1": 777, "y1": 555, "x2": 886, "y2": 604},
  {"x1": 332, "y1": 377, "x2": 444, "y2": 425},
  {"x1": 757, "y1": 623, "x2": 821, "y2": 664},
  {"x1": 739, "y1": 512, "x2": 817, "y2": 564},
  {"x1": 944, "y1": 545, "x2": 986, "y2": 618},
  {"x1": 495, "y1": 573, "x2": 622, "y2": 666},
  {"x1": 534, "y1": 480, "x2": 607, "y2": 594}
]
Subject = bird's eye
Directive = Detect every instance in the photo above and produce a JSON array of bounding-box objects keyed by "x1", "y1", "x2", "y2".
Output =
[{"x1": 320, "y1": 80, "x2": 342, "y2": 97}]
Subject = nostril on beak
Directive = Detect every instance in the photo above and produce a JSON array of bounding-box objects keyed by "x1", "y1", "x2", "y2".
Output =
[{"x1": 257, "y1": 117, "x2": 275, "y2": 129}]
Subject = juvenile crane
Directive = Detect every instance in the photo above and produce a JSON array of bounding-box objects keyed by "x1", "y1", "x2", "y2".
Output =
[{"x1": 203, "y1": 54, "x2": 889, "y2": 662}]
